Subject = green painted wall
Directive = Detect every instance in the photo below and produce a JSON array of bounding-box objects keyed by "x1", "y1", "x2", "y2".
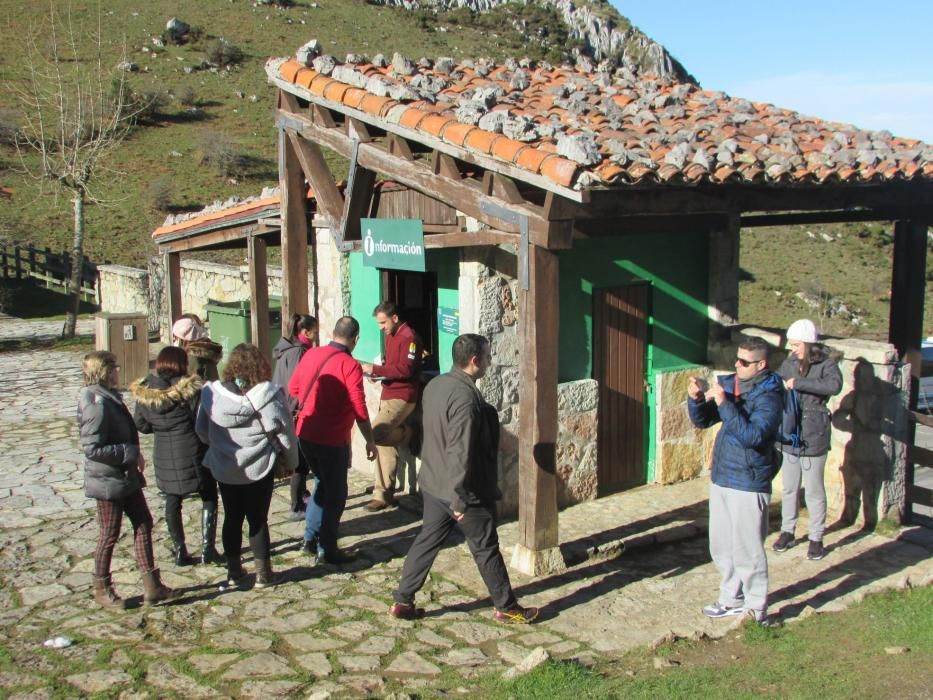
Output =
[
  {"x1": 431, "y1": 249, "x2": 460, "y2": 374},
  {"x1": 349, "y1": 253, "x2": 382, "y2": 363},
  {"x1": 348, "y1": 249, "x2": 460, "y2": 373},
  {"x1": 558, "y1": 232, "x2": 709, "y2": 480}
]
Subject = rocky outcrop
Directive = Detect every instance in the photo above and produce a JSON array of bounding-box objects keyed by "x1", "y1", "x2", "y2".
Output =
[{"x1": 368, "y1": 0, "x2": 694, "y2": 82}]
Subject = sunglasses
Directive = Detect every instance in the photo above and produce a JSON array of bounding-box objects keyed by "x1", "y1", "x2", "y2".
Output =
[{"x1": 735, "y1": 357, "x2": 760, "y2": 367}]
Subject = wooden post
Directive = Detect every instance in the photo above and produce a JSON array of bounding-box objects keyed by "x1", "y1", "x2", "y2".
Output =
[
  {"x1": 889, "y1": 218, "x2": 928, "y2": 523},
  {"x1": 14, "y1": 245, "x2": 23, "y2": 280},
  {"x1": 511, "y1": 244, "x2": 565, "y2": 575},
  {"x1": 28, "y1": 245, "x2": 36, "y2": 276},
  {"x1": 247, "y1": 235, "x2": 271, "y2": 360},
  {"x1": 278, "y1": 127, "x2": 309, "y2": 336},
  {"x1": 164, "y1": 251, "x2": 182, "y2": 336}
]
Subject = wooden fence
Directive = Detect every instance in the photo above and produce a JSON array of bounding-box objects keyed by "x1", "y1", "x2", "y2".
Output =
[{"x1": 0, "y1": 242, "x2": 102, "y2": 302}]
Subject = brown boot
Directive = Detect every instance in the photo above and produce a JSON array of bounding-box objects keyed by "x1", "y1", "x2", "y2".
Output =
[
  {"x1": 140, "y1": 569, "x2": 179, "y2": 606},
  {"x1": 93, "y1": 575, "x2": 126, "y2": 610},
  {"x1": 254, "y1": 558, "x2": 281, "y2": 589}
]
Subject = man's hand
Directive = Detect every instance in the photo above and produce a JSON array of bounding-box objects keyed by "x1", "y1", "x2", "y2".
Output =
[
  {"x1": 687, "y1": 376, "x2": 707, "y2": 400},
  {"x1": 706, "y1": 382, "x2": 726, "y2": 406},
  {"x1": 784, "y1": 377, "x2": 797, "y2": 390},
  {"x1": 137, "y1": 453, "x2": 146, "y2": 473},
  {"x1": 360, "y1": 361, "x2": 373, "y2": 374},
  {"x1": 452, "y1": 511, "x2": 465, "y2": 522},
  {"x1": 365, "y1": 439, "x2": 377, "y2": 461}
]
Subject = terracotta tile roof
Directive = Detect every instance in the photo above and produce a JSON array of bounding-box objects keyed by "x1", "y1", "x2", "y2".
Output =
[
  {"x1": 267, "y1": 47, "x2": 933, "y2": 192},
  {"x1": 152, "y1": 187, "x2": 313, "y2": 240}
]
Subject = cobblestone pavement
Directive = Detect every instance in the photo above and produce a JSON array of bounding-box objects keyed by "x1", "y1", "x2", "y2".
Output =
[
  {"x1": 0, "y1": 313, "x2": 94, "y2": 342},
  {"x1": 0, "y1": 340, "x2": 931, "y2": 698}
]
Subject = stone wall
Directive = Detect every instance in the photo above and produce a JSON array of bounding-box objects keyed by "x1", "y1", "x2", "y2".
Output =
[
  {"x1": 98, "y1": 257, "x2": 319, "y2": 342},
  {"x1": 97, "y1": 265, "x2": 152, "y2": 328}
]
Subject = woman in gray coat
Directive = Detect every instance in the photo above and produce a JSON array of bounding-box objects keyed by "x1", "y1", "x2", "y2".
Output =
[
  {"x1": 78, "y1": 351, "x2": 176, "y2": 609},
  {"x1": 773, "y1": 319, "x2": 843, "y2": 561},
  {"x1": 131, "y1": 346, "x2": 221, "y2": 567},
  {"x1": 272, "y1": 313, "x2": 318, "y2": 519},
  {"x1": 196, "y1": 343, "x2": 299, "y2": 589}
]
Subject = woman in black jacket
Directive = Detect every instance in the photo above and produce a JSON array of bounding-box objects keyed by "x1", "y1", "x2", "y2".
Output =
[
  {"x1": 78, "y1": 351, "x2": 176, "y2": 609},
  {"x1": 272, "y1": 313, "x2": 318, "y2": 519},
  {"x1": 773, "y1": 319, "x2": 843, "y2": 561},
  {"x1": 132, "y1": 346, "x2": 221, "y2": 566}
]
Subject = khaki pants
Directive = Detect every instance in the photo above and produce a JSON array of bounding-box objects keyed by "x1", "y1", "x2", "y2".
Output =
[{"x1": 372, "y1": 398, "x2": 416, "y2": 501}]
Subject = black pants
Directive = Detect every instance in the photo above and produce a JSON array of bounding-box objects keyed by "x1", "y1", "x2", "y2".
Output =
[
  {"x1": 218, "y1": 472, "x2": 274, "y2": 561},
  {"x1": 289, "y1": 448, "x2": 311, "y2": 512},
  {"x1": 394, "y1": 491, "x2": 516, "y2": 610},
  {"x1": 164, "y1": 466, "x2": 219, "y2": 541}
]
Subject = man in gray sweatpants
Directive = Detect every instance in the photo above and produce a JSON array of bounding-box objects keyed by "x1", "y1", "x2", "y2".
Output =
[{"x1": 688, "y1": 337, "x2": 783, "y2": 625}]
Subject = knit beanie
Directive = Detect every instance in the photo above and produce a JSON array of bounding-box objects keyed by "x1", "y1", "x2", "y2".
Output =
[{"x1": 786, "y1": 319, "x2": 817, "y2": 344}]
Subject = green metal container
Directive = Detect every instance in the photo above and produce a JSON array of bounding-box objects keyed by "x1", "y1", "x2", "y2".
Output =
[{"x1": 204, "y1": 298, "x2": 281, "y2": 370}]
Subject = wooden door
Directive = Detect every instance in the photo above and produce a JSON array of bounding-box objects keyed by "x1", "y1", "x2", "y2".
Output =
[{"x1": 594, "y1": 285, "x2": 649, "y2": 491}]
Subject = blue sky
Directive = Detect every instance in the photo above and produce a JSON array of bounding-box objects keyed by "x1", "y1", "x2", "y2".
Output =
[{"x1": 614, "y1": 1, "x2": 933, "y2": 143}]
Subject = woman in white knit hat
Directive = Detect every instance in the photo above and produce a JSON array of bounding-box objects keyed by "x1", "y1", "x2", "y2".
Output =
[{"x1": 773, "y1": 319, "x2": 842, "y2": 560}]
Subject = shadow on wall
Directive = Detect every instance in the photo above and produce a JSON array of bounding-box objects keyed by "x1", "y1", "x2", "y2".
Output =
[{"x1": 832, "y1": 357, "x2": 897, "y2": 529}]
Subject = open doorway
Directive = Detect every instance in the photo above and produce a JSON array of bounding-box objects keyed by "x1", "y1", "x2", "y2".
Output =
[{"x1": 382, "y1": 269, "x2": 439, "y2": 371}]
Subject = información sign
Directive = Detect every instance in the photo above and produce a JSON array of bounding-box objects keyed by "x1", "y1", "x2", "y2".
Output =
[{"x1": 361, "y1": 218, "x2": 426, "y2": 272}]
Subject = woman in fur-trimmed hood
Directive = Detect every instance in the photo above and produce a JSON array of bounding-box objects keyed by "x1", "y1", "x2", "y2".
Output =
[{"x1": 131, "y1": 346, "x2": 222, "y2": 567}]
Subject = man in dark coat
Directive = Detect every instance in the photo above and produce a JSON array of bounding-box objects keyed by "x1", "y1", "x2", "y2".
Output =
[
  {"x1": 389, "y1": 334, "x2": 538, "y2": 625},
  {"x1": 688, "y1": 336, "x2": 783, "y2": 626}
]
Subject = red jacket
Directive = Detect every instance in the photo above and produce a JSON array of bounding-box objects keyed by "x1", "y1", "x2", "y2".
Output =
[
  {"x1": 371, "y1": 322, "x2": 423, "y2": 403},
  {"x1": 288, "y1": 342, "x2": 369, "y2": 446}
]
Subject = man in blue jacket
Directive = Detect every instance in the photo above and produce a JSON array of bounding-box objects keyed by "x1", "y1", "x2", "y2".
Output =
[{"x1": 688, "y1": 337, "x2": 783, "y2": 625}]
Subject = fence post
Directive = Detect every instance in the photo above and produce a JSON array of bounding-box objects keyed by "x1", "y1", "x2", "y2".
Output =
[
  {"x1": 14, "y1": 245, "x2": 22, "y2": 280},
  {"x1": 28, "y1": 245, "x2": 36, "y2": 276},
  {"x1": 0, "y1": 241, "x2": 7, "y2": 278}
]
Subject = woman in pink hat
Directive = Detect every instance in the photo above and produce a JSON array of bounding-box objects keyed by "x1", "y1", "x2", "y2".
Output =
[{"x1": 172, "y1": 313, "x2": 223, "y2": 382}]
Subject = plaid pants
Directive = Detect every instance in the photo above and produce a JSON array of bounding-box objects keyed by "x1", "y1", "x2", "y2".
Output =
[{"x1": 94, "y1": 490, "x2": 156, "y2": 577}]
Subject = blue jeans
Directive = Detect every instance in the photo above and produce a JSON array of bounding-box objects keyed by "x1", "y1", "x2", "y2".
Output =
[{"x1": 301, "y1": 440, "x2": 350, "y2": 556}]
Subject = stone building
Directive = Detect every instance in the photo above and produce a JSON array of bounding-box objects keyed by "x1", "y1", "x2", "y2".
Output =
[{"x1": 133, "y1": 41, "x2": 931, "y2": 574}]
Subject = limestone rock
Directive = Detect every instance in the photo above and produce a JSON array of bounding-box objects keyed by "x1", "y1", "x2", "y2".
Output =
[
  {"x1": 385, "y1": 651, "x2": 442, "y2": 676},
  {"x1": 296, "y1": 39, "x2": 321, "y2": 65},
  {"x1": 65, "y1": 670, "x2": 131, "y2": 694},
  {"x1": 502, "y1": 646, "x2": 549, "y2": 679}
]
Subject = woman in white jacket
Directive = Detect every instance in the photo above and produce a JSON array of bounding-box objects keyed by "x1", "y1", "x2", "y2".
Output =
[{"x1": 196, "y1": 343, "x2": 298, "y2": 588}]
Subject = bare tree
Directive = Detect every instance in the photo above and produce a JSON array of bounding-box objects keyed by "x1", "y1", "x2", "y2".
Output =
[{"x1": 11, "y1": 5, "x2": 146, "y2": 337}]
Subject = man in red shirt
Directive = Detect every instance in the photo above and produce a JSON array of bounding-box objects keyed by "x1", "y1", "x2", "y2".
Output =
[
  {"x1": 359, "y1": 301, "x2": 423, "y2": 511},
  {"x1": 289, "y1": 316, "x2": 376, "y2": 563}
]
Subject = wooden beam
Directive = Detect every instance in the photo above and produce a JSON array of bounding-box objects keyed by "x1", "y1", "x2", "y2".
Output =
[
  {"x1": 583, "y1": 182, "x2": 933, "y2": 218},
  {"x1": 164, "y1": 252, "x2": 182, "y2": 331},
  {"x1": 342, "y1": 166, "x2": 377, "y2": 242},
  {"x1": 310, "y1": 103, "x2": 337, "y2": 128},
  {"x1": 387, "y1": 133, "x2": 414, "y2": 161},
  {"x1": 513, "y1": 244, "x2": 563, "y2": 575},
  {"x1": 247, "y1": 235, "x2": 272, "y2": 356},
  {"x1": 573, "y1": 213, "x2": 729, "y2": 237},
  {"x1": 286, "y1": 130, "x2": 344, "y2": 228},
  {"x1": 483, "y1": 171, "x2": 524, "y2": 204},
  {"x1": 279, "y1": 128, "x2": 310, "y2": 329},
  {"x1": 157, "y1": 226, "x2": 253, "y2": 253},
  {"x1": 740, "y1": 208, "x2": 933, "y2": 228},
  {"x1": 889, "y1": 219, "x2": 927, "y2": 381},
  {"x1": 424, "y1": 230, "x2": 517, "y2": 248},
  {"x1": 433, "y1": 151, "x2": 462, "y2": 180},
  {"x1": 277, "y1": 108, "x2": 556, "y2": 246},
  {"x1": 347, "y1": 117, "x2": 372, "y2": 142}
]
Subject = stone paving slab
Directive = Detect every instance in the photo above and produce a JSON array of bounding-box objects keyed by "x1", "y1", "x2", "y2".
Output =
[{"x1": 0, "y1": 340, "x2": 931, "y2": 697}]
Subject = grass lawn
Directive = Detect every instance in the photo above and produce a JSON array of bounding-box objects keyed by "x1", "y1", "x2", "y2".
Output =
[{"x1": 479, "y1": 586, "x2": 933, "y2": 699}]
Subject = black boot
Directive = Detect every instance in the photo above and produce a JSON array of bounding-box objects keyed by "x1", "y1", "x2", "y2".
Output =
[
  {"x1": 200, "y1": 501, "x2": 223, "y2": 565},
  {"x1": 289, "y1": 471, "x2": 307, "y2": 516},
  {"x1": 165, "y1": 499, "x2": 194, "y2": 567}
]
